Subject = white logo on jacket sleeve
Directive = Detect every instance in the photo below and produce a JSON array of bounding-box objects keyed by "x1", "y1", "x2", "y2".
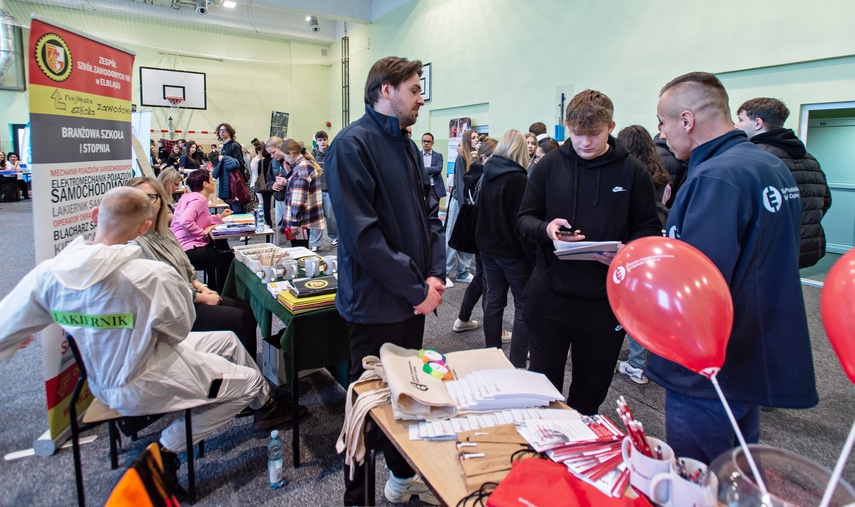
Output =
[
  {"x1": 762, "y1": 186, "x2": 783, "y2": 213},
  {"x1": 612, "y1": 186, "x2": 627, "y2": 192}
]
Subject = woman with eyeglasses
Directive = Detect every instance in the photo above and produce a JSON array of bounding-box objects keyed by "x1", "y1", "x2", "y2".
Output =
[
  {"x1": 170, "y1": 168, "x2": 234, "y2": 292},
  {"x1": 126, "y1": 176, "x2": 258, "y2": 357}
]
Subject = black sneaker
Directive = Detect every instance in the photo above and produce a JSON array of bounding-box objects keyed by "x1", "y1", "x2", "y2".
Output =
[
  {"x1": 253, "y1": 398, "x2": 309, "y2": 431},
  {"x1": 160, "y1": 448, "x2": 188, "y2": 502}
]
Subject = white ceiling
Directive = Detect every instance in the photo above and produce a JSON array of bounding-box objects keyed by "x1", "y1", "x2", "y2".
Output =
[{"x1": 7, "y1": 0, "x2": 412, "y2": 43}]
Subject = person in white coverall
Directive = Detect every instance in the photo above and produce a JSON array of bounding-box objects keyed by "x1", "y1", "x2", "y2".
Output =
[{"x1": 0, "y1": 187, "x2": 291, "y2": 498}]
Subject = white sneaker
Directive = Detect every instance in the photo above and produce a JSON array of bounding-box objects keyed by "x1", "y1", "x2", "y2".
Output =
[
  {"x1": 384, "y1": 472, "x2": 440, "y2": 505},
  {"x1": 330, "y1": 238, "x2": 338, "y2": 247},
  {"x1": 617, "y1": 361, "x2": 649, "y2": 385},
  {"x1": 456, "y1": 272, "x2": 474, "y2": 283},
  {"x1": 445, "y1": 277, "x2": 454, "y2": 288},
  {"x1": 453, "y1": 318, "x2": 480, "y2": 332},
  {"x1": 501, "y1": 329, "x2": 512, "y2": 343}
]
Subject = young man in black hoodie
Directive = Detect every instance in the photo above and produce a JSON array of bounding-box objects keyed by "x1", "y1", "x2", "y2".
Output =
[
  {"x1": 735, "y1": 97, "x2": 832, "y2": 268},
  {"x1": 517, "y1": 90, "x2": 661, "y2": 415}
]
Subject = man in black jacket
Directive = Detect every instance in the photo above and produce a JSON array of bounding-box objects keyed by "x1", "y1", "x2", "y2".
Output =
[
  {"x1": 735, "y1": 97, "x2": 832, "y2": 268},
  {"x1": 326, "y1": 56, "x2": 444, "y2": 506},
  {"x1": 518, "y1": 90, "x2": 661, "y2": 415}
]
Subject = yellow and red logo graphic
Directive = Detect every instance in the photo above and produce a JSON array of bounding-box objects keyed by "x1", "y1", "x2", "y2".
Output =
[
  {"x1": 35, "y1": 33, "x2": 72, "y2": 82},
  {"x1": 305, "y1": 279, "x2": 329, "y2": 289}
]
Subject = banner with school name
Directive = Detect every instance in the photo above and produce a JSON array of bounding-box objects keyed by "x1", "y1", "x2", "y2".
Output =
[{"x1": 28, "y1": 17, "x2": 135, "y2": 447}]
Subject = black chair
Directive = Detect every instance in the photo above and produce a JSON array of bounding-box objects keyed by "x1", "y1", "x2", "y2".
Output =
[{"x1": 67, "y1": 335, "x2": 204, "y2": 506}]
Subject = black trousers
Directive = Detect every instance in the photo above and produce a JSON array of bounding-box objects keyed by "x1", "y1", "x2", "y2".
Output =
[
  {"x1": 343, "y1": 315, "x2": 425, "y2": 506},
  {"x1": 185, "y1": 241, "x2": 233, "y2": 293},
  {"x1": 17, "y1": 179, "x2": 29, "y2": 199},
  {"x1": 458, "y1": 254, "x2": 484, "y2": 321},
  {"x1": 192, "y1": 297, "x2": 258, "y2": 361},
  {"x1": 524, "y1": 274, "x2": 624, "y2": 416}
]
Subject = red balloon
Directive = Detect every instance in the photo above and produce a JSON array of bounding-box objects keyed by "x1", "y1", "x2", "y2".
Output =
[
  {"x1": 607, "y1": 237, "x2": 733, "y2": 378},
  {"x1": 820, "y1": 248, "x2": 855, "y2": 385}
]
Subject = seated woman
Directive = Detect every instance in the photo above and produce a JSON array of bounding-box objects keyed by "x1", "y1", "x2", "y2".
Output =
[
  {"x1": 157, "y1": 168, "x2": 184, "y2": 220},
  {"x1": 126, "y1": 176, "x2": 258, "y2": 358},
  {"x1": 170, "y1": 169, "x2": 233, "y2": 293}
]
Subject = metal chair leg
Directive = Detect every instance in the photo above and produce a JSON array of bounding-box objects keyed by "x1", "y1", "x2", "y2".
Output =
[
  {"x1": 292, "y1": 369, "x2": 300, "y2": 467},
  {"x1": 185, "y1": 409, "x2": 196, "y2": 503},
  {"x1": 70, "y1": 404, "x2": 86, "y2": 507},
  {"x1": 108, "y1": 421, "x2": 119, "y2": 469},
  {"x1": 198, "y1": 440, "x2": 205, "y2": 459}
]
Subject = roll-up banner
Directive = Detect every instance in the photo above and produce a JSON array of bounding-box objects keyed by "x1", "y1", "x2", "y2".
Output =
[{"x1": 28, "y1": 16, "x2": 135, "y2": 455}]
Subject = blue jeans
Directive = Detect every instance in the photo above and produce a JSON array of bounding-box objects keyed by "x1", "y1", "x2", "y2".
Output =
[
  {"x1": 309, "y1": 190, "x2": 337, "y2": 247},
  {"x1": 273, "y1": 199, "x2": 289, "y2": 247},
  {"x1": 481, "y1": 251, "x2": 532, "y2": 368},
  {"x1": 445, "y1": 197, "x2": 472, "y2": 279},
  {"x1": 626, "y1": 335, "x2": 648, "y2": 369},
  {"x1": 665, "y1": 390, "x2": 760, "y2": 464}
]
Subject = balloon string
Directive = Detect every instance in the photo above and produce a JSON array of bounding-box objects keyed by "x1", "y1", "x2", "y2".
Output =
[
  {"x1": 819, "y1": 411, "x2": 855, "y2": 507},
  {"x1": 709, "y1": 373, "x2": 769, "y2": 498}
]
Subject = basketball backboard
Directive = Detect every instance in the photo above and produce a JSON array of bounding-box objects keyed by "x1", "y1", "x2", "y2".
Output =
[{"x1": 139, "y1": 67, "x2": 207, "y2": 109}]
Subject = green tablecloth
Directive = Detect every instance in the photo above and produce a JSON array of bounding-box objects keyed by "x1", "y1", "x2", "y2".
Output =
[{"x1": 222, "y1": 260, "x2": 349, "y2": 388}]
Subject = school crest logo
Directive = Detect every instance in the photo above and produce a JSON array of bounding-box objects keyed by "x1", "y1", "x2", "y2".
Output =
[{"x1": 35, "y1": 33, "x2": 73, "y2": 82}]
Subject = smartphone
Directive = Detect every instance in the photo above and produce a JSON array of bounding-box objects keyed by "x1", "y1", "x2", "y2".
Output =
[
  {"x1": 207, "y1": 378, "x2": 223, "y2": 399},
  {"x1": 556, "y1": 226, "x2": 580, "y2": 238}
]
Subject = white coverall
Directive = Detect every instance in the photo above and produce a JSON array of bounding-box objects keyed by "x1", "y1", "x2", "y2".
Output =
[{"x1": 0, "y1": 237, "x2": 269, "y2": 451}]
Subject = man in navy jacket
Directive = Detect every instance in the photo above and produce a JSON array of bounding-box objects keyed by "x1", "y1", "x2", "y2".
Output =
[
  {"x1": 326, "y1": 56, "x2": 445, "y2": 506},
  {"x1": 649, "y1": 72, "x2": 817, "y2": 464}
]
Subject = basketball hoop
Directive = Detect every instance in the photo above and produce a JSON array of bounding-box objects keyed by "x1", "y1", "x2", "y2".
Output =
[{"x1": 165, "y1": 96, "x2": 185, "y2": 110}]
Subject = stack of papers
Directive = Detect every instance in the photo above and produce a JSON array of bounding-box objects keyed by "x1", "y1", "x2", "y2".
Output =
[
  {"x1": 277, "y1": 289, "x2": 335, "y2": 314},
  {"x1": 516, "y1": 415, "x2": 628, "y2": 498},
  {"x1": 553, "y1": 240, "x2": 621, "y2": 261},
  {"x1": 409, "y1": 407, "x2": 580, "y2": 441},
  {"x1": 445, "y1": 369, "x2": 564, "y2": 412}
]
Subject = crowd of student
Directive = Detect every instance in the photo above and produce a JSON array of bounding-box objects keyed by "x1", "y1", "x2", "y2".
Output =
[{"x1": 0, "y1": 54, "x2": 835, "y2": 505}]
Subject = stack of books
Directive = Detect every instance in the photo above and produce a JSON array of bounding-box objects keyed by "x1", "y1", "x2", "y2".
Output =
[
  {"x1": 211, "y1": 223, "x2": 256, "y2": 236},
  {"x1": 275, "y1": 277, "x2": 337, "y2": 314},
  {"x1": 277, "y1": 291, "x2": 335, "y2": 314},
  {"x1": 222, "y1": 213, "x2": 255, "y2": 225},
  {"x1": 516, "y1": 415, "x2": 629, "y2": 498}
]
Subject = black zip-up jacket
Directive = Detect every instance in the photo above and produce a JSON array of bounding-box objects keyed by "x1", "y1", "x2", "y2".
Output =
[
  {"x1": 518, "y1": 136, "x2": 661, "y2": 300},
  {"x1": 750, "y1": 128, "x2": 832, "y2": 268},
  {"x1": 326, "y1": 105, "x2": 445, "y2": 324},
  {"x1": 476, "y1": 155, "x2": 535, "y2": 261}
]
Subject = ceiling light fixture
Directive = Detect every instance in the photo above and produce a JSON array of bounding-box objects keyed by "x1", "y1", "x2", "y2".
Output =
[
  {"x1": 307, "y1": 15, "x2": 319, "y2": 32},
  {"x1": 223, "y1": 1, "x2": 236, "y2": 7}
]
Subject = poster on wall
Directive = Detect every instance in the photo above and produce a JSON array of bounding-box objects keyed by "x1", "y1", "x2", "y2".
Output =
[
  {"x1": 446, "y1": 117, "x2": 471, "y2": 192},
  {"x1": 28, "y1": 16, "x2": 135, "y2": 454},
  {"x1": 270, "y1": 111, "x2": 289, "y2": 138}
]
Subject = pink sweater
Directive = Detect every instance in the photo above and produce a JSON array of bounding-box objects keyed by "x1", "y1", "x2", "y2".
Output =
[{"x1": 170, "y1": 192, "x2": 222, "y2": 250}]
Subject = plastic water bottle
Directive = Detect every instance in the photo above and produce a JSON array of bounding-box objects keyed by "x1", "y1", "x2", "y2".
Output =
[
  {"x1": 256, "y1": 202, "x2": 265, "y2": 233},
  {"x1": 268, "y1": 429, "x2": 285, "y2": 489}
]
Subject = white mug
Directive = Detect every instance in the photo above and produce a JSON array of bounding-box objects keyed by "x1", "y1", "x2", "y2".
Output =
[
  {"x1": 260, "y1": 265, "x2": 277, "y2": 284},
  {"x1": 280, "y1": 260, "x2": 298, "y2": 280},
  {"x1": 649, "y1": 457, "x2": 718, "y2": 507},
  {"x1": 322, "y1": 255, "x2": 337, "y2": 274},
  {"x1": 304, "y1": 257, "x2": 320, "y2": 277},
  {"x1": 621, "y1": 436, "x2": 675, "y2": 500}
]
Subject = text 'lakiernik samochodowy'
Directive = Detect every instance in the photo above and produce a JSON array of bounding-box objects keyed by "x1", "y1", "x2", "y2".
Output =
[{"x1": 61, "y1": 127, "x2": 125, "y2": 153}]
